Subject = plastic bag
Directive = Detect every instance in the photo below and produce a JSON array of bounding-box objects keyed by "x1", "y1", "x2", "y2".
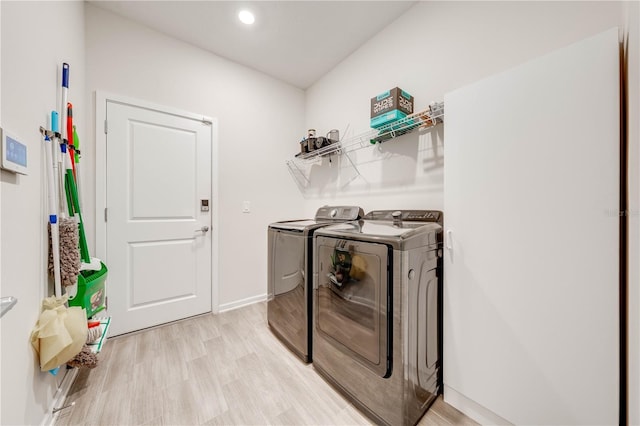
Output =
[{"x1": 30, "y1": 295, "x2": 88, "y2": 371}]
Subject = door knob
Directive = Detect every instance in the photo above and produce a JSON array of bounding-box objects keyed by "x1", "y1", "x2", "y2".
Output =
[
  {"x1": 196, "y1": 226, "x2": 210, "y2": 233},
  {"x1": 1, "y1": 296, "x2": 17, "y2": 318}
]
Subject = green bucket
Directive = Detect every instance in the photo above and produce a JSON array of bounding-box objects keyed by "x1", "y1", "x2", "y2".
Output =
[{"x1": 68, "y1": 262, "x2": 108, "y2": 318}]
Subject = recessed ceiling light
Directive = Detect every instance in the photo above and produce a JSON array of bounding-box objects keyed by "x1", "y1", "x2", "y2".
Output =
[{"x1": 238, "y1": 10, "x2": 255, "y2": 25}]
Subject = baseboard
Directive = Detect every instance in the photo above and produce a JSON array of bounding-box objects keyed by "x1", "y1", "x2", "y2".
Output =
[
  {"x1": 218, "y1": 293, "x2": 267, "y2": 313},
  {"x1": 43, "y1": 367, "x2": 78, "y2": 426},
  {"x1": 443, "y1": 384, "x2": 512, "y2": 425}
]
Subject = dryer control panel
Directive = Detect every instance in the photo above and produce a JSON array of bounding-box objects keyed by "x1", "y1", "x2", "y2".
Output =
[
  {"x1": 315, "y1": 205, "x2": 364, "y2": 221},
  {"x1": 364, "y1": 210, "x2": 443, "y2": 225}
]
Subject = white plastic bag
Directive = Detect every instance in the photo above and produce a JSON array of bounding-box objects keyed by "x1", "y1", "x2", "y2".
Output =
[{"x1": 30, "y1": 295, "x2": 88, "y2": 371}]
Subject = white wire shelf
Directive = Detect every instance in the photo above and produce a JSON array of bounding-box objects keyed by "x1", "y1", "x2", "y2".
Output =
[
  {"x1": 286, "y1": 102, "x2": 444, "y2": 188},
  {"x1": 291, "y1": 102, "x2": 443, "y2": 162}
]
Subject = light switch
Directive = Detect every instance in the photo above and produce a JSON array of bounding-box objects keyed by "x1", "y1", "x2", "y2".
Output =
[{"x1": 242, "y1": 201, "x2": 251, "y2": 213}]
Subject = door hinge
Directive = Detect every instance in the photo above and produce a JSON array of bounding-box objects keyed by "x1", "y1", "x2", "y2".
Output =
[
  {"x1": 104, "y1": 208, "x2": 108, "y2": 222},
  {"x1": 104, "y1": 120, "x2": 108, "y2": 134}
]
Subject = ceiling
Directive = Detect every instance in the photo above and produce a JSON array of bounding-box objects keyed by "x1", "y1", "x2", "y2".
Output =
[{"x1": 89, "y1": 1, "x2": 417, "y2": 89}]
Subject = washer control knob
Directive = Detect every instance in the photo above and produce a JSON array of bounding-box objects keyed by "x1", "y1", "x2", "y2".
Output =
[
  {"x1": 392, "y1": 210, "x2": 402, "y2": 219},
  {"x1": 330, "y1": 208, "x2": 337, "y2": 218}
]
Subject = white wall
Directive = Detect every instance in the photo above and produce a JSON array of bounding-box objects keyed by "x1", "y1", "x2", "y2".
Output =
[
  {"x1": 305, "y1": 0, "x2": 632, "y2": 423},
  {"x1": 84, "y1": 4, "x2": 305, "y2": 311},
  {"x1": 304, "y1": 1, "x2": 625, "y2": 215},
  {"x1": 0, "y1": 1, "x2": 636, "y2": 424},
  {"x1": 625, "y1": 1, "x2": 639, "y2": 424},
  {"x1": 0, "y1": 1, "x2": 85, "y2": 424}
]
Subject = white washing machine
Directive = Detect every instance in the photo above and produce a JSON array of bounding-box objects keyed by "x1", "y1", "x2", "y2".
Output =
[
  {"x1": 267, "y1": 206, "x2": 363, "y2": 362},
  {"x1": 312, "y1": 210, "x2": 443, "y2": 425}
]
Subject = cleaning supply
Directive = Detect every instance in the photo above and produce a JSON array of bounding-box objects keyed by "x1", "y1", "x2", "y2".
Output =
[
  {"x1": 50, "y1": 218, "x2": 80, "y2": 286},
  {"x1": 63, "y1": 125, "x2": 108, "y2": 314},
  {"x1": 67, "y1": 103, "x2": 77, "y2": 181},
  {"x1": 64, "y1": 150, "x2": 89, "y2": 263},
  {"x1": 86, "y1": 316, "x2": 111, "y2": 352},
  {"x1": 86, "y1": 324, "x2": 102, "y2": 343},
  {"x1": 43, "y1": 132, "x2": 62, "y2": 297},
  {"x1": 43, "y1": 118, "x2": 80, "y2": 290},
  {"x1": 30, "y1": 295, "x2": 87, "y2": 371},
  {"x1": 73, "y1": 125, "x2": 82, "y2": 210},
  {"x1": 60, "y1": 64, "x2": 69, "y2": 144},
  {"x1": 66, "y1": 344, "x2": 98, "y2": 369},
  {"x1": 58, "y1": 64, "x2": 69, "y2": 215}
]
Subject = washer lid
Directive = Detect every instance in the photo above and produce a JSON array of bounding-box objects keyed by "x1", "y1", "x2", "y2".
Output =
[
  {"x1": 269, "y1": 219, "x2": 319, "y2": 232},
  {"x1": 269, "y1": 206, "x2": 364, "y2": 232},
  {"x1": 316, "y1": 220, "x2": 442, "y2": 249}
]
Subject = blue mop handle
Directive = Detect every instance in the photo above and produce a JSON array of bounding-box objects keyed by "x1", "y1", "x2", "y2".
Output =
[
  {"x1": 61, "y1": 63, "x2": 69, "y2": 142},
  {"x1": 51, "y1": 111, "x2": 59, "y2": 133},
  {"x1": 62, "y1": 63, "x2": 69, "y2": 88}
]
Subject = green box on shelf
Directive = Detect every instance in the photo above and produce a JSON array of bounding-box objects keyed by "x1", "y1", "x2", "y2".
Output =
[
  {"x1": 370, "y1": 110, "x2": 408, "y2": 128},
  {"x1": 68, "y1": 263, "x2": 108, "y2": 318},
  {"x1": 370, "y1": 87, "x2": 414, "y2": 129}
]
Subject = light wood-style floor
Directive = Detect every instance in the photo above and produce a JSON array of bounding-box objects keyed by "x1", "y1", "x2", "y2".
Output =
[{"x1": 55, "y1": 302, "x2": 477, "y2": 425}]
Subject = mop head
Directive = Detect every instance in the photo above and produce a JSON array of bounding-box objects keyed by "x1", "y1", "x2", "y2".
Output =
[
  {"x1": 48, "y1": 218, "x2": 81, "y2": 286},
  {"x1": 86, "y1": 325, "x2": 103, "y2": 344},
  {"x1": 66, "y1": 344, "x2": 98, "y2": 369}
]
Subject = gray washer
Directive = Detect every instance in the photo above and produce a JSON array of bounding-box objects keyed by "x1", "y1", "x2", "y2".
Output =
[
  {"x1": 312, "y1": 210, "x2": 443, "y2": 426},
  {"x1": 267, "y1": 206, "x2": 363, "y2": 362}
]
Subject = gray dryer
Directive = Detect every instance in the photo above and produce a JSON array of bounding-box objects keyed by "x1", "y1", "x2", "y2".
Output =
[{"x1": 267, "y1": 206, "x2": 363, "y2": 362}]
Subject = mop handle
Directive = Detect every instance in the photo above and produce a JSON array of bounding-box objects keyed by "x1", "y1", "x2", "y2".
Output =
[
  {"x1": 62, "y1": 62, "x2": 69, "y2": 88},
  {"x1": 51, "y1": 111, "x2": 59, "y2": 176},
  {"x1": 60, "y1": 63, "x2": 69, "y2": 142},
  {"x1": 45, "y1": 135, "x2": 58, "y2": 227},
  {"x1": 50, "y1": 110, "x2": 60, "y2": 204},
  {"x1": 44, "y1": 134, "x2": 62, "y2": 297},
  {"x1": 51, "y1": 111, "x2": 66, "y2": 219},
  {"x1": 59, "y1": 63, "x2": 70, "y2": 215},
  {"x1": 58, "y1": 141, "x2": 68, "y2": 217},
  {"x1": 51, "y1": 111, "x2": 59, "y2": 133}
]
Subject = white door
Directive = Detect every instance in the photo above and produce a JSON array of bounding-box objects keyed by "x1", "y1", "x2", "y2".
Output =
[
  {"x1": 443, "y1": 28, "x2": 619, "y2": 425},
  {"x1": 105, "y1": 100, "x2": 213, "y2": 336}
]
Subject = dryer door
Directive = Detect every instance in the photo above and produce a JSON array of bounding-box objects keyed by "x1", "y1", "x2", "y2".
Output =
[{"x1": 315, "y1": 236, "x2": 391, "y2": 377}]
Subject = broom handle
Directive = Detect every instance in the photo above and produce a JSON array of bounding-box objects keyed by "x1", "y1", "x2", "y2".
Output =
[
  {"x1": 67, "y1": 103, "x2": 77, "y2": 181},
  {"x1": 73, "y1": 125, "x2": 82, "y2": 211},
  {"x1": 62, "y1": 138, "x2": 90, "y2": 263},
  {"x1": 62, "y1": 143, "x2": 74, "y2": 216},
  {"x1": 59, "y1": 63, "x2": 70, "y2": 217},
  {"x1": 66, "y1": 167, "x2": 90, "y2": 263}
]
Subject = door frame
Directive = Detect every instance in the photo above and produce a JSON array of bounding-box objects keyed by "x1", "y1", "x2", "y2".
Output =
[{"x1": 94, "y1": 91, "x2": 220, "y2": 314}]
